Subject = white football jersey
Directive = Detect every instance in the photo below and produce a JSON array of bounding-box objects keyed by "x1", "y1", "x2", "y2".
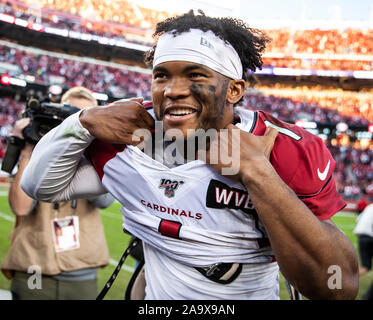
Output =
[
  {"x1": 83, "y1": 107, "x2": 279, "y2": 299},
  {"x1": 99, "y1": 143, "x2": 274, "y2": 265}
]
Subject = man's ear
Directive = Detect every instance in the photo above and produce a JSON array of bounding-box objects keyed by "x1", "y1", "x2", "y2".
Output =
[{"x1": 226, "y1": 80, "x2": 246, "y2": 105}]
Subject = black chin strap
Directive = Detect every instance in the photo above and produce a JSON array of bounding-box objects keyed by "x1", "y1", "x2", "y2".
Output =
[
  {"x1": 285, "y1": 279, "x2": 302, "y2": 300},
  {"x1": 96, "y1": 238, "x2": 140, "y2": 300}
]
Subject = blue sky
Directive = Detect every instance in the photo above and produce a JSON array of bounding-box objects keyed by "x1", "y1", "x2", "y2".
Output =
[
  {"x1": 131, "y1": 0, "x2": 373, "y2": 22},
  {"x1": 240, "y1": 0, "x2": 373, "y2": 21}
]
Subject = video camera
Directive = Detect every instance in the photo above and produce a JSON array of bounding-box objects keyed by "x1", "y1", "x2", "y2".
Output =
[
  {"x1": 1, "y1": 97, "x2": 81, "y2": 173},
  {"x1": 21, "y1": 98, "x2": 81, "y2": 144}
]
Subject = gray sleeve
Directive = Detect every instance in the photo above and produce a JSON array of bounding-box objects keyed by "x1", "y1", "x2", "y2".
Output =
[
  {"x1": 21, "y1": 111, "x2": 107, "y2": 202},
  {"x1": 87, "y1": 193, "x2": 115, "y2": 209}
]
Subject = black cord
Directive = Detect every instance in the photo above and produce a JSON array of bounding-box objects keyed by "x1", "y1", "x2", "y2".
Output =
[{"x1": 96, "y1": 238, "x2": 139, "y2": 300}]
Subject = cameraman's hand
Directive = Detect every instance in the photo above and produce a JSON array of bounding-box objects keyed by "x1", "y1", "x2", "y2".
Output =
[
  {"x1": 11, "y1": 118, "x2": 34, "y2": 157},
  {"x1": 79, "y1": 97, "x2": 155, "y2": 145},
  {"x1": 11, "y1": 118, "x2": 30, "y2": 139}
]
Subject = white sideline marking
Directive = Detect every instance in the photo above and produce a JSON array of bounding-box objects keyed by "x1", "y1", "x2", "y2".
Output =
[
  {"x1": 336, "y1": 222, "x2": 355, "y2": 227},
  {"x1": 335, "y1": 212, "x2": 356, "y2": 217},
  {"x1": 336, "y1": 224, "x2": 356, "y2": 229},
  {"x1": 109, "y1": 259, "x2": 134, "y2": 273},
  {"x1": 101, "y1": 211, "x2": 122, "y2": 219},
  {"x1": 0, "y1": 211, "x2": 15, "y2": 222}
]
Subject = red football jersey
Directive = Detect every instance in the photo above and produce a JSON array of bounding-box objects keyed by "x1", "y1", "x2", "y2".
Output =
[{"x1": 251, "y1": 111, "x2": 346, "y2": 220}]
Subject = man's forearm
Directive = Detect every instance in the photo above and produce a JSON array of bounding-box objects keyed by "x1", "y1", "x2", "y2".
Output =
[
  {"x1": 241, "y1": 160, "x2": 358, "y2": 299},
  {"x1": 8, "y1": 147, "x2": 34, "y2": 216}
]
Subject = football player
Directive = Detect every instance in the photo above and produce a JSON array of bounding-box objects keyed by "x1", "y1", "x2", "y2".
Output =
[{"x1": 21, "y1": 11, "x2": 358, "y2": 299}]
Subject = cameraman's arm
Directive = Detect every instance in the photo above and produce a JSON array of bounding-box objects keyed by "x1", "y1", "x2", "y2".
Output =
[
  {"x1": 21, "y1": 111, "x2": 106, "y2": 202},
  {"x1": 7, "y1": 118, "x2": 35, "y2": 227},
  {"x1": 9, "y1": 143, "x2": 35, "y2": 217},
  {"x1": 87, "y1": 193, "x2": 115, "y2": 209}
]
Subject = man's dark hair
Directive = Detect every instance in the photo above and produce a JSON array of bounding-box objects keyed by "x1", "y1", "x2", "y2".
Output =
[{"x1": 145, "y1": 10, "x2": 270, "y2": 81}]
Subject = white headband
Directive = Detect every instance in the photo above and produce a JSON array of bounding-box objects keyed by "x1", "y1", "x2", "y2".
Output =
[{"x1": 153, "y1": 29, "x2": 243, "y2": 80}]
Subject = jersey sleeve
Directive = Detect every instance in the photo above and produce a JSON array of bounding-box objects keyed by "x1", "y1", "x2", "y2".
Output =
[
  {"x1": 274, "y1": 133, "x2": 345, "y2": 220},
  {"x1": 254, "y1": 111, "x2": 346, "y2": 220},
  {"x1": 298, "y1": 175, "x2": 346, "y2": 220},
  {"x1": 85, "y1": 139, "x2": 126, "y2": 180}
]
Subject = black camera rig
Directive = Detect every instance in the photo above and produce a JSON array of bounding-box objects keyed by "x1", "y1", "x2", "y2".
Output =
[{"x1": 1, "y1": 97, "x2": 80, "y2": 173}]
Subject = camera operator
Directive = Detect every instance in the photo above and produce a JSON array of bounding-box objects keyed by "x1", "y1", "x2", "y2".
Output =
[{"x1": 1, "y1": 87, "x2": 114, "y2": 300}]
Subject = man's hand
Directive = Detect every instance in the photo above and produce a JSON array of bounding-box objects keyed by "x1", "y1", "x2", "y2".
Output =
[
  {"x1": 11, "y1": 118, "x2": 34, "y2": 157},
  {"x1": 11, "y1": 118, "x2": 30, "y2": 139},
  {"x1": 79, "y1": 97, "x2": 155, "y2": 145},
  {"x1": 203, "y1": 124, "x2": 278, "y2": 181}
]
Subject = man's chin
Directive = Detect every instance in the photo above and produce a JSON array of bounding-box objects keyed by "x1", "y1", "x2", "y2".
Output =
[
  {"x1": 163, "y1": 126, "x2": 191, "y2": 141},
  {"x1": 162, "y1": 119, "x2": 198, "y2": 137}
]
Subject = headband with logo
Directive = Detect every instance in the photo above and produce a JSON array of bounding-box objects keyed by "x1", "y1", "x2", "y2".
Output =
[{"x1": 153, "y1": 29, "x2": 243, "y2": 80}]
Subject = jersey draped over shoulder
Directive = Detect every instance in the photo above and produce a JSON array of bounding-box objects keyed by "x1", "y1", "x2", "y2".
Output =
[
  {"x1": 243, "y1": 110, "x2": 345, "y2": 220},
  {"x1": 85, "y1": 140, "x2": 126, "y2": 180}
]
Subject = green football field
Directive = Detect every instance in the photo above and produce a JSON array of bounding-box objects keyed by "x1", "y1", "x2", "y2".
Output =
[{"x1": 0, "y1": 186, "x2": 372, "y2": 300}]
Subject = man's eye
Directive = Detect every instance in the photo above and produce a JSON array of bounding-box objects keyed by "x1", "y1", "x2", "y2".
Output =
[
  {"x1": 153, "y1": 73, "x2": 167, "y2": 79},
  {"x1": 189, "y1": 72, "x2": 206, "y2": 79}
]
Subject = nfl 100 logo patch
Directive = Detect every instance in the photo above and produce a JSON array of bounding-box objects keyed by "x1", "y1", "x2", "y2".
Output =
[{"x1": 159, "y1": 178, "x2": 184, "y2": 198}]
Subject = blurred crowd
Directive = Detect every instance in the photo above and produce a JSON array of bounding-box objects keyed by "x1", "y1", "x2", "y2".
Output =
[
  {"x1": 23, "y1": 0, "x2": 170, "y2": 29},
  {"x1": 0, "y1": 97, "x2": 23, "y2": 158},
  {"x1": 2, "y1": 0, "x2": 170, "y2": 29},
  {"x1": 266, "y1": 28, "x2": 372, "y2": 55},
  {"x1": 292, "y1": 29, "x2": 371, "y2": 55},
  {"x1": 0, "y1": 45, "x2": 152, "y2": 100},
  {"x1": 245, "y1": 86, "x2": 372, "y2": 124},
  {"x1": 328, "y1": 143, "x2": 373, "y2": 200},
  {"x1": 262, "y1": 57, "x2": 371, "y2": 72},
  {"x1": 1, "y1": 0, "x2": 372, "y2": 72}
]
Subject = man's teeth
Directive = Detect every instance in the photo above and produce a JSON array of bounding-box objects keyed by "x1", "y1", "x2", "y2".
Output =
[{"x1": 168, "y1": 108, "x2": 195, "y2": 116}]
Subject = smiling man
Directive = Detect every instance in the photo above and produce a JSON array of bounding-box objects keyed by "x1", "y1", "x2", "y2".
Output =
[
  {"x1": 152, "y1": 62, "x2": 233, "y2": 133},
  {"x1": 21, "y1": 11, "x2": 358, "y2": 300}
]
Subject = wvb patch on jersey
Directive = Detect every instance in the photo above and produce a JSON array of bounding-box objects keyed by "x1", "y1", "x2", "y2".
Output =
[{"x1": 206, "y1": 179, "x2": 255, "y2": 215}]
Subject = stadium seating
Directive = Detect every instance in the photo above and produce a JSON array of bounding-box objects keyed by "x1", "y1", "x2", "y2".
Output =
[
  {"x1": 292, "y1": 29, "x2": 372, "y2": 55},
  {"x1": 0, "y1": 44, "x2": 153, "y2": 100},
  {"x1": 245, "y1": 86, "x2": 372, "y2": 124},
  {"x1": 0, "y1": 97, "x2": 23, "y2": 158},
  {"x1": 262, "y1": 57, "x2": 371, "y2": 72}
]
